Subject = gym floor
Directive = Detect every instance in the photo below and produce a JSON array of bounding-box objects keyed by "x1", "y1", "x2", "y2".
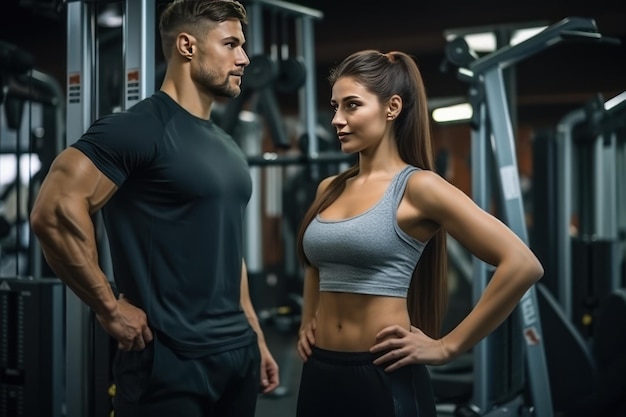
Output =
[{"x1": 254, "y1": 326, "x2": 301, "y2": 417}]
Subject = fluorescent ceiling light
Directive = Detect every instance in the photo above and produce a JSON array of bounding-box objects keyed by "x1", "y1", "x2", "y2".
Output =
[
  {"x1": 464, "y1": 33, "x2": 496, "y2": 53},
  {"x1": 432, "y1": 103, "x2": 473, "y2": 123},
  {"x1": 604, "y1": 91, "x2": 626, "y2": 111},
  {"x1": 445, "y1": 24, "x2": 548, "y2": 53},
  {"x1": 98, "y1": 5, "x2": 123, "y2": 28},
  {"x1": 511, "y1": 27, "x2": 548, "y2": 45}
]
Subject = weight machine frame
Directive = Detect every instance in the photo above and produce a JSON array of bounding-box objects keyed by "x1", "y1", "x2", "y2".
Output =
[
  {"x1": 446, "y1": 16, "x2": 609, "y2": 417},
  {"x1": 555, "y1": 91, "x2": 626, "y2": 321},
  {"x1": 65, "y1": 1, "x2": 157, "y2": 415}
]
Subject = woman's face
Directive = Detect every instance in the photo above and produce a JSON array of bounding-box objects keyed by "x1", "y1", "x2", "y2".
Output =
[{"x1": 330, "y1": 76, "x2": 390, "y2": 154}]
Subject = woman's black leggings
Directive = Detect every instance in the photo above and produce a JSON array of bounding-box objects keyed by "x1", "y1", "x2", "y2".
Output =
[{"x1": 296, "y1": 346, "x2": 436, "y2": 417}]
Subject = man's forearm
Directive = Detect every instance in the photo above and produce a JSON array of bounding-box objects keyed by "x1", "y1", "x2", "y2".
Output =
[{"x1": 33, "y1": 209, "x2": 117, "y2": 318}]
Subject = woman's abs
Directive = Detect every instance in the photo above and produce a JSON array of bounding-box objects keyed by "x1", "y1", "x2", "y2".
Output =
[{"x1": 314, "y1": 292, "x2": 411, "y2": 351}]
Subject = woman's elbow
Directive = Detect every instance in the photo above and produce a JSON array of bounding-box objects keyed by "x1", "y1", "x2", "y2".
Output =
[
  {"x1": 524, "y1": 251, "x2": 544, "y2": 284},
  {"x1": 504, "y1": 246, "x2": 544, "y2": 288}
]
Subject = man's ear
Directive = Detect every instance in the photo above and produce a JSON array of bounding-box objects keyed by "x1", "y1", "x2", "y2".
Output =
[{"x1": 176, "y1": 33, "x2": 196, "y2": 59}]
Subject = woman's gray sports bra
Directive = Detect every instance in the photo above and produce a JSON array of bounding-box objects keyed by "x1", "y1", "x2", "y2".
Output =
[{"x1": 302, "y1": 165, "x2": 428, "y2": 298}]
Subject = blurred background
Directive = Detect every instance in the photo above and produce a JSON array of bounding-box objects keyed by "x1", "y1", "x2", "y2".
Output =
[{"x1": 1, "y1": 1, "x2": 625, "y2": 417}]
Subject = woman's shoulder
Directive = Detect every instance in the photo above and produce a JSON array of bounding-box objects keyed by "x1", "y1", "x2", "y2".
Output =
[
  {"x1": 406, "y1": 167, "x2": 442, "y2": 186},
  {"x1": 406, "y1": 168, "x2": 455, "y2": 202},
  {"x1": 316, "y1": 174, "x2": 338, "y2": 197}
]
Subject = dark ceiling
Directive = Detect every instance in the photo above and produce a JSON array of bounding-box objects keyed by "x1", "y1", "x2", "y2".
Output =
[
  {"x1": 297, "y1": 0, "x2": 626, "y2": 128},
  {"x1": 1, "y1": 0, "x2": 625, "y2": 129}
]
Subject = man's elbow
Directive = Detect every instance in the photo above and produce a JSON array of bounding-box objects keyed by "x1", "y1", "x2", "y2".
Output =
[{"x1": 29, "y1": 202, "x2": 56, "y2": 240}]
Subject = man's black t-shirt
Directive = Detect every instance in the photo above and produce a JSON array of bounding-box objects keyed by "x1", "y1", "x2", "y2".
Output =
[{"x1": 72, "y1": 91, "x2": 254, "y2": 355}]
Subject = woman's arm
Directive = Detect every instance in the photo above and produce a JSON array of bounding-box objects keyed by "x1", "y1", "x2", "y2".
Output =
[
  {"x1": 296, "y1": 265, "x2": 320, "y2": 361},
  {"x1": 296, "y1": 175, "x2": 334, "y2": 361},
  {"x1": 372, "y1": 170, "x2": 543, "y2": 369},
  {"x1": 413, "y1": 171, "x2": 543, "y2": 358}
]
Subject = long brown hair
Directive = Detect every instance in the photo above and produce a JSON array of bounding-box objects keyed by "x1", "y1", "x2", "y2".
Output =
[{"x1": 296, "y1": 50, "x2": 448, "y2": 338}]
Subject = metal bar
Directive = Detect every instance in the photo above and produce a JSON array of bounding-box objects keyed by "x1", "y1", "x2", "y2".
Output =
[
  {"x1": 555, "y1": 108, "x2": 585, "y2": 319},
  {"x1": 595, "y1": 133, "x2": 617, "y2": 240},
  {"x1": 483, "y1": 66, "x2": 554, "y2": 417},
  {"x1": 470, "y1": 17, "x2": 598, "y2": 74},
  {"x1": 470, "y1": 99, "x2": 493, "y2": 412},
  {"x1": 123, "y1": 0, "x2": 156, "y2": 110},
  {"x1": 66, "y1": 2, "x2": 94, "y2": 145},
  {"x1": 241, "y1": 3, "x2": 264, "y2": 275},
  {"x1": 247, "y1": 151, "x2": 353, "y2": 166},
  {"x1": 297, "y1": 16, "x2": 319, "y2": 160},
  {"x1": 65, "y1": 4, "x2": 95, "y2": 416}
]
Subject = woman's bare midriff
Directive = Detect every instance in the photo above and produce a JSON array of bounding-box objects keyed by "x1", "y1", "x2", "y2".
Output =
[{"x1": 314, "y1": 291, "x2": 411, "y2": 351}]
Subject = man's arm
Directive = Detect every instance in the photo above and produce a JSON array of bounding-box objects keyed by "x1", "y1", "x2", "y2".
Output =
[
  {"x1": 30, "y1": 147, "x2": 152, "y2": 351},
  {"x1": 240, "y1": 260, "x2": 280, "y2": 393}
]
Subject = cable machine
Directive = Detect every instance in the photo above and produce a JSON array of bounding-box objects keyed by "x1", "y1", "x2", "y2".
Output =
[
  {"x1": 234, "y1": 0, "x2": 323, "y2": 310},
  {"x1": 555, "y1": 91, "x2": 626, "y2": 331},
  {"x1": 443, "y1": 16, "x2": 612, "y2": 417},
  {"x1": 531, "y1": 89, "x2": 626, "y2": 417},
  {"x1": 65, "y1": 1, "x2": 155, "y2": 415},
  {"x1": 1, "y1": 39, "x2": 66, "y2": 417}
]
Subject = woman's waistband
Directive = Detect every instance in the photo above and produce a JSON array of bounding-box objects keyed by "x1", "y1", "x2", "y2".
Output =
[{"x1": 310, "y1": 345, "x2": 385, "y2": 365}]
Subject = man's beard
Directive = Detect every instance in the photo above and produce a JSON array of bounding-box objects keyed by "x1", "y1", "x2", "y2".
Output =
[{"x1": 193, "y1": 66, "x2": 240, "y2": 98}]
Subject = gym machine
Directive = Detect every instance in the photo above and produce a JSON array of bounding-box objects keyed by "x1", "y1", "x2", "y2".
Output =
[
  {"x1": 1, "y1": 38, "x2": 67, "y2": 417},
  {"x1": 65, "y1": 1, "x2": 156, "y2": 416},
  {"x1": 555, "y1": 91, "x2": 626, "y2": 332},
  {"x1": 233, "y1": 0, "x2": 324, "y2": 313},
  {"x1": 442, "y1": 16, "x2": 612, "y2": 416},
  {"x1": 0, "y1": 278, "x2": 65, "y2": 417},
  {"x1": 542, "y1": 90, "x2": 626, "y2": 414}
]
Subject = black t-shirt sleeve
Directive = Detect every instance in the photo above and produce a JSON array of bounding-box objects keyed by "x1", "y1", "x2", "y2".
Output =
[{"x1": 71, "y1": 111, "x2": 160, "y2": 186}]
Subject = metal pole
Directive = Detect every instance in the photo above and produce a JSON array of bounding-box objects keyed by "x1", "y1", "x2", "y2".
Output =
[
  {"x1": 555, "y1": 108, "x2": 585, "y2": 319},
  {"x1": 65, "y1": 2, "x2": 96, "y2": 416},
  {"x1": 483, "y1": 66, "x2": 553, "y2": 417},
  {"x1": 470, "y1": 98, "x2": 493, "y2": 412},
  {"x1": 123, "y1": 0, "x2": 155, "y2": 110}
]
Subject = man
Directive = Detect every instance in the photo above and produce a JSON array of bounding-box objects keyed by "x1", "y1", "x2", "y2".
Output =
[{"x1": 29, "y1": 1, "x2": 279, "y2": 416}]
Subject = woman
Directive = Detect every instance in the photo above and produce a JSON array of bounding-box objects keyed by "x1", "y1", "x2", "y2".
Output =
[{"x1": 294, "y1": 50, "x2": 543, "y2": 417}]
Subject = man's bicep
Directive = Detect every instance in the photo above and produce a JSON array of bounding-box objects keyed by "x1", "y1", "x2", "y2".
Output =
[{"x1": 41, "y1": 147, "x2": 118, "y2": 212}]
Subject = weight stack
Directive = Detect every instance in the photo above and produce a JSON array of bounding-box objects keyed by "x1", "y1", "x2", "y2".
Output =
[{"x1": 0, "y1": 277, "x2": 64, "y2": 417}]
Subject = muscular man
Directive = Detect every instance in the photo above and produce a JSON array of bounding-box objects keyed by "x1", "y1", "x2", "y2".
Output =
[{"x1": 30, "y1": 1, "x2": 279, "y2": 416}]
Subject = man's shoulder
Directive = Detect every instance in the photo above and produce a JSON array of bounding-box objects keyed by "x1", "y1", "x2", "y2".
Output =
[
  {"x1": 96, "y1": 95, "x2": 166, "y2": 130},
  {"x1": 127, "y1": 93, "x2": 169, "y2": 119}
]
